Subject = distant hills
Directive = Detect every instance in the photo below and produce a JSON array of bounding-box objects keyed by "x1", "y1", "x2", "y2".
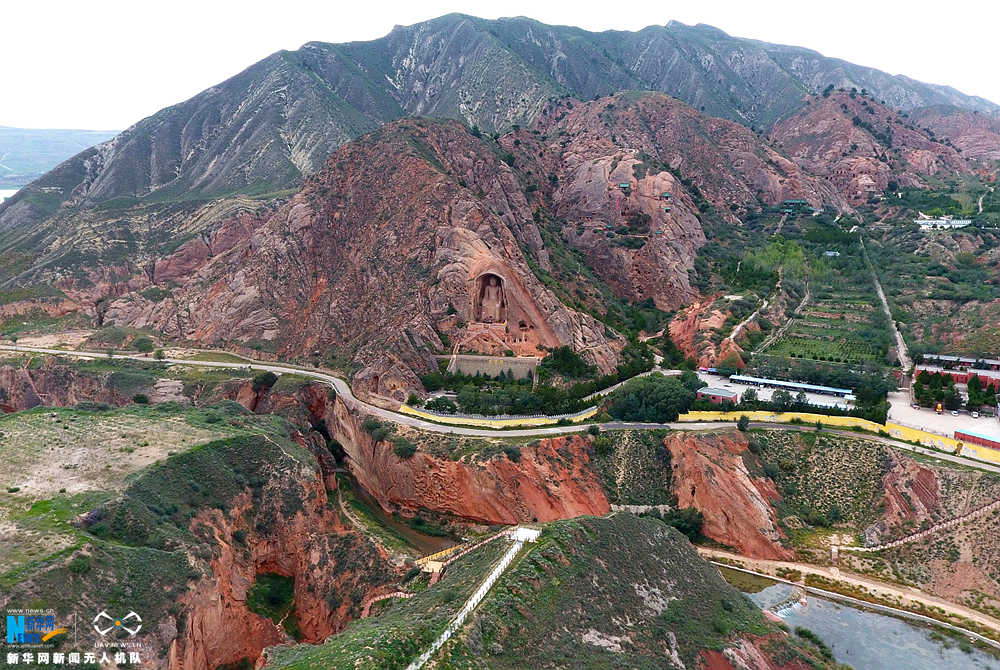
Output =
[
  {"x1": 0, "y1": 126, "x2": 117, "y2": 188},
  {"x1": 2, "y1": 14, "x2": 997, "y2": 234}
]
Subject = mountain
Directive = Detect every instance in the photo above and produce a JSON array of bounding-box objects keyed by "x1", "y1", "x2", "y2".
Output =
[
  {"x1": 770, "y1": 90, "x2": 969, "y2": 204},
  {"x1": 0, "y1": 126, "x2": 117, "y2": 188},
  {"x1": 2, "y1": 14, "x2": 996, "y2": 235},
  {"x1": 12, "y1": 93, "x2": 866, "y2": 394},
  {"x1": 909, "y1": 106, "x2": 1000, "y2": 160}
]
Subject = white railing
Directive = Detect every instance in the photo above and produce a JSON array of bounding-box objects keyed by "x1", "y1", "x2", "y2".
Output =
[{"x1": 406, "y1": 539, "x2": 523, "y2": 670}]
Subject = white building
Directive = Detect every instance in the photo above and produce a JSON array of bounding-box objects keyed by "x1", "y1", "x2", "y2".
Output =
[{"x1": 915, "y1": 218, "x2": 972, "y2": 229}]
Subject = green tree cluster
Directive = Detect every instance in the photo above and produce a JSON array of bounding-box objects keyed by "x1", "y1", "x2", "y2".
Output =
[{"x1": 606, "y1": 372, "x2": 702, "y2": 422}]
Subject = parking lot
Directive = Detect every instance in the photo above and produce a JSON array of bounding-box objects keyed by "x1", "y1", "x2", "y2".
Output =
[{"x1": 887, "y1": 391, "x2": 1000, "y2": 440}]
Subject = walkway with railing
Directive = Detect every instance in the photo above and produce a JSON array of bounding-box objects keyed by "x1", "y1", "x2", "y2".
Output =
[
  {"x1": 404, "y1": 527, "x2": 540, "y2": 670},
  {"x1": 838, "y1": 498, "x2": 1000, "y2": 553}
]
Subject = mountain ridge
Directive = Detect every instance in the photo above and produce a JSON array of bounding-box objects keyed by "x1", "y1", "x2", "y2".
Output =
[{"x1": 2, "y1": 13, "x2": 995, "y2": 236}]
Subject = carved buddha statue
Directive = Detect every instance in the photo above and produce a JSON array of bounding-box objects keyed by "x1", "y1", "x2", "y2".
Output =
[{"x1": 481, "y1": 276, "x2": 504, "y2": 323}]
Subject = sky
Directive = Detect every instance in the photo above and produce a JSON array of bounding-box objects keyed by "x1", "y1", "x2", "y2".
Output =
[{"x1": 2, "y1": 0, "x2": 998, "y2": 130}]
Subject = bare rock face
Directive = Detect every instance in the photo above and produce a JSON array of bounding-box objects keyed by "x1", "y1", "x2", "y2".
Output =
[
  {"x1": 169, "y1": 463, "x2": 393, "y2": 670},
  {"x1": 668, "y1": 296, "x2": 731, "y2": 366},
  {"x1": 95, "y1": 119, "x2": 623, "y2": 399},
  {"x1": 515, "y1": 93, "x2": 847, "y2": 310},
  {"x1": 323, "y1": 394, "x2": 610, "y2": 523},
  {"x1": 911, "y1": 106, "x2": 1000, "y2": 160},
  {"x1": 665, "y1": 431, "x2": 792, "y2": 560},
  {"x1": 0, "y1": 359, "x2": 128, "y2": 412},
  {"x1": 771, "y1": 92, "x2": 968, "y2": 204}
]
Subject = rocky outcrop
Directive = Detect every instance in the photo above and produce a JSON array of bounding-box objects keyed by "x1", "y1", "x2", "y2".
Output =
[
  {"x1": 169, "y1": 451, "x2": 394, "y2": 670},
  {"x1": 0, "y1": 359, "x2": 128, "y2": 412},
  {"x1": 92, "y1": 119, "x2": 623, "y2": 399},
  {"x1": 321, "y1": 394, "x2": 610, "y2": 524},
  {"x1": 771, "y1": 92, "x2": 969, "y2": 204},
  {"x1": 668, "y1": 296, "x2": 742, "y2": 366},
  {"x1": 665, "y1": 431, "x2": 792, "y2": 560},
  {"x1": 910, "y1": 106, "x2": 1000, "y2": 160}
]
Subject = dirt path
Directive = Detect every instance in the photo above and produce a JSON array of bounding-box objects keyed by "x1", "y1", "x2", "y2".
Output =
[
  {"x1": 979, "y1": 186, "x2": 993, "y2": 215},
  {"x1": 860, "y1": 236, "x2": 911, "y2": 370},
  {"x1": 840, "y1": 497, "x2": 1000, "y2": 553},
  {"x1": 698, "y1": 547, "x2": 1000, "y2": 634},
  {"x1": 774, "y1": 212, "x2": 788, "y2": 235}
]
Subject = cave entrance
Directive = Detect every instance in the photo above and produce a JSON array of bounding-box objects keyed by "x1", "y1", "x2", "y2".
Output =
[
  {"x1": 311, "y1": 419, "x2": 345, "y2": 464},
  {"x1": 474, "y1": 273, "x2": 507, "y2": 323}
]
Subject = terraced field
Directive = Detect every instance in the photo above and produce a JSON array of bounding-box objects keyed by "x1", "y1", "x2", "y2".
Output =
[{"x1": 761, "y1": 266, "x2": 891, "y2": 366}]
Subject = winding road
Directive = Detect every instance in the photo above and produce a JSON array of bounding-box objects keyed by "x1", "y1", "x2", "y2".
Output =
[{"x1": 2, "y1": 343, "x2": 997, "y2": 474}]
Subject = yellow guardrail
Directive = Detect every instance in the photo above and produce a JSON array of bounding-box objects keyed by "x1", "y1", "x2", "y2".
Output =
[
  {"x1": 677, "y1": 410, "x2": 1000, "y2": 466},
  {"x1": 676, "y1": 410, "x2": 883, "y2": 432},
  {"x1": 398, "y1": 404, "x2": 599, "y2": 428},
  {"x1": 415, "y1": 544, "x2": 464, "y2": 566}
]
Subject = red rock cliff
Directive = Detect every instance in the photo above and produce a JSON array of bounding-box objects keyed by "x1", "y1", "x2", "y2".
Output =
[
  {"x1": 168, "y1": 433, "x2": 394, "y2": 670},
  {"x1": 323, "y1": 394, "x2": 610, "y2": 524},
  {"x1": 665, "y1": 431, "x2": 792, "y2": 560}
]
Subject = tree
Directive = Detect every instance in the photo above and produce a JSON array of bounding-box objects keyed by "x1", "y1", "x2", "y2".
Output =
[
  {"x1": 425, "y1": 396, "x2": 457, "y2": 413},
  {"x1": 772, "y1": 389, "x2": 793, "y2": 409},
  {"x1": 252, "y1": 371, "x2": 278, "y2": 392},
  {"x1": 736, "y1": 415, "x2": 750, "y2": 432},
  {"x1": 606, "y1": 373, "x2": 697, "y2": 422},
  {"x1": 943, "y1": 388, "x2": 963, "y2": 411},
  {"x1": 153, "y1": 349, "x2": 165, "y2": 360},
  {"x1": 133, "y1": 337, "x2": 154, "y2": 353},
  {"x1": 794, "y1": 391, "x2": 809, "y2": 408},
  {"x1": 406, "y1": 393, "x2": 423, "y2": 407},
  {"x1": 716, "y1": 352, "x2": 743, "y2": 377},
  {"x1": 664, "y1": 507, "x2": 704, "y2": 542},
  {"x1": 741, "y1": 388, "x2": 758, "y2": 404}
]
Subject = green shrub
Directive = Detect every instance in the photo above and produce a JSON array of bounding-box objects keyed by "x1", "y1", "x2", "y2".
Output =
[
  {"x1": 133, "y1": 394, "x2": 150, "y2": 404},
  {"x1": 68, "y1": 555, "x2": 91, "y2": 574},
  {"x1": 133, "y1": 337, "x2": 154, "y2": 353},
  {"x1": 252, "y1": 371, "x2": 279, "y2": 392},
  {"x1": 362, "y1": 417, "x2": 392, "y2": 442},
  {"x1": 248, "y1": 573, "x2": 301, "y2": 640},
  {"x1": 393, "y1": 438, "x2": 417, "y2": 459}
]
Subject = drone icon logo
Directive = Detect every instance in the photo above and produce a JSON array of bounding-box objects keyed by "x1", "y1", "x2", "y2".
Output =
[{"x1": 93, "y1": 610, "x2": 142, "y2": 637}]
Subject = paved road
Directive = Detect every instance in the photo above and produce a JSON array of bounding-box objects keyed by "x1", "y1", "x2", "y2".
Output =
[
  {"x1": 860, "y1": 236, "x2": 911, "y2": 370},
  {"x1": 3, "y1": 343, "x2": 998, "y2": 473}
]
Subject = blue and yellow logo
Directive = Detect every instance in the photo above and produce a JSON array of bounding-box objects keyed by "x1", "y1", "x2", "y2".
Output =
[{"x1": 5, "y1": 614, "x2": 66, "y2": 644}]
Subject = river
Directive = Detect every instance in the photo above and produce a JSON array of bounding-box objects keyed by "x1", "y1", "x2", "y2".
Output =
[{"x1": 736, "y1": 575, "x2": 999, "y2": 669}]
